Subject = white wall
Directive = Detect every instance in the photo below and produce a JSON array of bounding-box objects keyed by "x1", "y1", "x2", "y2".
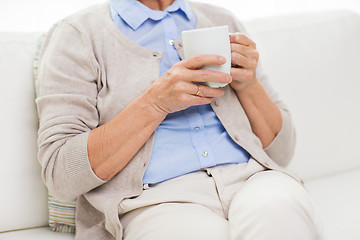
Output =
[
  {"x1": 1, "y1": 0, "x2": 360, "y2": 32},
  {"x1": 199, "y1": 0, "x2": 360, "y2": 20}
]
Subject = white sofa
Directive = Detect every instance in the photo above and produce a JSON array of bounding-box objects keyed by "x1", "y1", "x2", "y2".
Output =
[{"x1": 1, "y1": 10, "x2": 360, "y2": 240}]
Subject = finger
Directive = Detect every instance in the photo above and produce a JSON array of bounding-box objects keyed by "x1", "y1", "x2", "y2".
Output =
[
  {"x1": 231, "y1": 52, "x2": 257, "y2": 69},
  {"x1": 188, "y1": 68, "x2": 232, "y2": 84},
  {"x1": 181, "y1": 54, "x2": 226, "y2": 70},
  {"x1": 177, "y1": 82, "x2": 224, "y2": 98},
  {"x1": 231, "y1": 43, "x2": 259, "y2": 60},
  {"x1": 164, "y1": 66, "x2": 231, "y2": 86},
  {"x1": 230, "y1": 67, "x2": 254, "y2": 81},
  {"x1": 194, "y1": 84, "x2": 224, "y2": 98},
  {"x1": 229, "y1": 33, "x2": 256, "y2": 48},
  {"x1": 191, "y1": 83, "x2": 201, "y2": 96},
  {"x1": 186, "y1": 94, "x2": 215, "y2": 106},
  {"x1": 170, "y1": 66, "x2": 232, "y2": 84},
  {"x1": 173, "y1": 93, "x2": 214, "y2": 109}
]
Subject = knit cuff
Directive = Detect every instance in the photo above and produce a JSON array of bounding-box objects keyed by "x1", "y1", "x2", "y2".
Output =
[
  {"x1": 264, "y1": 109, "x2": 296, "y2": 167},
  {"x1": 64, "y1": 131, "x2": 106, "y2": 197}
]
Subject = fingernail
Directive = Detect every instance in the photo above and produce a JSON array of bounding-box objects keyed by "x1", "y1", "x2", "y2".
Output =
[
  {"x1": 227, "y1": 74, "x2": 232, "y2": 82},
  {"x1": 220, "y1": 56, "x2": 226, "y2": 63}
]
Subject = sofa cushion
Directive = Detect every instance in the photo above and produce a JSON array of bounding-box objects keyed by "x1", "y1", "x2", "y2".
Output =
[
  {"x1": 0, "y1": 32, "x2": 48, "y2": 232},
  {"x1": 305, "y1": 170, "x2": 360, "y2": 240},
  {"x1": 243, "y1": 10, "x2": 360, "y2": 180},
  {"x1": 0, "y1": 227, "x2": 74, "y2": 240}
]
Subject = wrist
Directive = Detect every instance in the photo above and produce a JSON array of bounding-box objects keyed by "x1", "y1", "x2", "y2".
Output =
[
  {"x1": 233, "y1": 77, "x2": 261, "y2": 100},
  {"x1": 141, "y1": 88, "x2": 168, "y2": 120}
]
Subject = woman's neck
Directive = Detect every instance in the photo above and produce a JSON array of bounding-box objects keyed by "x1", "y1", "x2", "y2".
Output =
[{"x1": 138, "y1": 0, "x2": 175, "y2": 11}]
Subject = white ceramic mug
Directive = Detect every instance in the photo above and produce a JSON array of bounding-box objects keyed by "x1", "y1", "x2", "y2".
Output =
[{"x1": 182, "y1": 26, "x2": 230, "y2": 88}]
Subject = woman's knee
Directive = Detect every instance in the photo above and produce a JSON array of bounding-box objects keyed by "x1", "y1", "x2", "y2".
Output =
[
  {"x1": 233, "y1": 171, "x2": 311, "y2": 204},
  {"x1": 228, "y1": 171, "x2": 322, "y2": 240}
]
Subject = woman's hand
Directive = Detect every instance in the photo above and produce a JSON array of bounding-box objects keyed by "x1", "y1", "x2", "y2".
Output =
[
  {"x1": 146, "y1": 54, "x2": 232, "y2": 114},
  {"x1": 229, "y1": 33, "x2": 260, "y2": 94}
]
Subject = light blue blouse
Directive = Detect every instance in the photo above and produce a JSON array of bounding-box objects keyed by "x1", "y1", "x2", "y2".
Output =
[{"x1": 109, "y1": 0, "x2": 250, "y2": 185}]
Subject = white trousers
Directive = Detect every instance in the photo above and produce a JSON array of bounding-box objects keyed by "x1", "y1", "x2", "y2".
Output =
[{"x1": 119, "y1": 159, "x2": 323, "y2": 240}]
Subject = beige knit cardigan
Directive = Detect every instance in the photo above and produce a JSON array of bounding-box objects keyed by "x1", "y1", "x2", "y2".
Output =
[{"x1": 36, "y1": 2, "x2": 298, "y2": 239}]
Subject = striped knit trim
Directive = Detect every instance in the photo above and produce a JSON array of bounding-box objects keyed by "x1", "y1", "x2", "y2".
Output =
[
  {"x1": 33, "y1": 33, "x2": 46, "y2": 83},
  {"x1": 48, "y1": 195, "x2": 76, "y2": 233},
  {"x1": 49, "y1": 222, "x2": 76, "y2": 233}
]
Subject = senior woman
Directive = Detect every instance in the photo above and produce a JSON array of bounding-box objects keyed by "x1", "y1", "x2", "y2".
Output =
[{"x1": 36, "y1": 0, "x2": 322, "y2": 239}]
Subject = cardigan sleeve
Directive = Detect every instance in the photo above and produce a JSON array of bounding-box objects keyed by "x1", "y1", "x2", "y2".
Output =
[
  {"x1": 256, "y1": 64, "x2": 297, "y2": 167},
  {"x1": 229, "y1": 15, "x2": 297, "y2": 167},
  {"x1": 36, "y1": 20, "x2": 106, "y2": 202}
]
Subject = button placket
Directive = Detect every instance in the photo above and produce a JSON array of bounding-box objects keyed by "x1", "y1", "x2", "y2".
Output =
[
  {"x1": 163, "y1": 14, "x2": 178, "y2": 63},
  {"x1": 184, "y1": 107, "x2": 216, "y2": 168}
]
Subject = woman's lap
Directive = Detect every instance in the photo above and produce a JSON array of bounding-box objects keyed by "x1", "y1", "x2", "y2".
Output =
[
  {"x1": 123, "y1": 202, "x2": 229, "y2": 240},
  {"x1": 121, "y1": 167, "x2": 323, "y2": 240}
]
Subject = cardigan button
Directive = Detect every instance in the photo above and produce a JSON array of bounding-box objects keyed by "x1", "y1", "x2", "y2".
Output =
[
  {"x1": 214, "y1": 99, "x2": 221, "y2": 106},
  {"x1": 234, "y1": 135, "x2": 240, "y2": 141}
]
